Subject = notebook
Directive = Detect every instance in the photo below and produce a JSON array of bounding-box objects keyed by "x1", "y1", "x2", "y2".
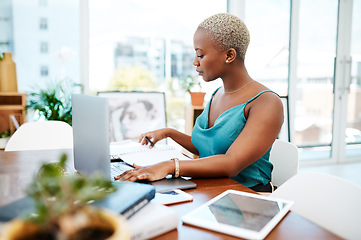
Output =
[
  {"x1": 0, "y1": 181, "x2": 153, "y2": 221},
  {"x1": 109, "y1": 139, "x2": 192, "y2": 166},
  {"x1": 72, "y1": 94, "x2": 196, "y2": 193}
]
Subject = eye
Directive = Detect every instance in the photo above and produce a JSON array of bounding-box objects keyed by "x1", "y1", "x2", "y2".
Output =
[{"x1": 197, "y1": 55, "x2": 204, "y2": 58}]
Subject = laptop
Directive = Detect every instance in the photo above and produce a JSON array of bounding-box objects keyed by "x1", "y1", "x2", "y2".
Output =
[
  {"x1": 0, "y1": 94, "x2": 156, "y2": 220},
  {"x1": 71, "y1": 94, "x2": 196, "y2": 193}
]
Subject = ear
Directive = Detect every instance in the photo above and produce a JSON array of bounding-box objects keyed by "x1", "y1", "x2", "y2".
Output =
[{"x1": 225, "y1": 48, "x2": 237, "y2": 63}]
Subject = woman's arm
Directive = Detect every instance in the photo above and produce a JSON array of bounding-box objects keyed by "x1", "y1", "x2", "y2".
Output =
[
  {"x1": 139, "y1": 128, "x2": 199, "y2": 155},
  {"x1": 121, "y1": 92, "x2": 283, "y2": 182}
]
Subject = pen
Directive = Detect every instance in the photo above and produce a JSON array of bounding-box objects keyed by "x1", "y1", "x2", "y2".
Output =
[{"x1": 145, "y1": 136, "x2": 154, "y2": 146}]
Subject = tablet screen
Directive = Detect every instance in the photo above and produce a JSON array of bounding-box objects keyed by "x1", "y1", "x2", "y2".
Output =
[{"x1": 182, "y1": 190, "x2": 293, "y2": 240}]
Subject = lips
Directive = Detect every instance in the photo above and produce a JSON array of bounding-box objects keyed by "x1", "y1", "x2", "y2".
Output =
[{"x1": 196, "y1": 70, "x2": 203, "y2": 76}]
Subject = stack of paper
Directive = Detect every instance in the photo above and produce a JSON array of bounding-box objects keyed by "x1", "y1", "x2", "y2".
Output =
[{"x1": 128, "y1": 202, "x2": 179, "y2": 239}]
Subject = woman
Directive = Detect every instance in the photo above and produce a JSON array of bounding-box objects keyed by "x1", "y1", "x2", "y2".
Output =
[{"x1": 115, "y1": 13, "x2": 283, "y2": 192}]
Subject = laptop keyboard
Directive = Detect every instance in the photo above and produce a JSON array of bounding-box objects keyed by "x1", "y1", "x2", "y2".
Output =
[{"x1": 110, "y1": 161, "x2": 134, "y2": 179}]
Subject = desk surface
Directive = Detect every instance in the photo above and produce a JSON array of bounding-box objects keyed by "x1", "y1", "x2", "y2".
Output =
[{"x1": 0, "y1": 149, "x2": 341, "y2": 240}]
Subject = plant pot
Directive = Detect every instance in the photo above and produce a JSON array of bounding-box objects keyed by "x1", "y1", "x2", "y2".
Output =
[
  {"x1": 0, "y1": 208, "x2": 131, "y2": 240},
  {"x1": 189, "y1": 92, "x2": 206, "y2": 106}
]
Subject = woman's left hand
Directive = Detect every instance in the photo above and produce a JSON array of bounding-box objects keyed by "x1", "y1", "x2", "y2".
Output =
[{"x1": 114, "y1": 161, "x2": 174, "y2": 182}]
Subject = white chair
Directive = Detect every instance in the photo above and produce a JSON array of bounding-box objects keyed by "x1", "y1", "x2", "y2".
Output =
[
  {"x1": 5, "y1": 120, "x2": 73, "y2": 151},
  {"x1": 271, "y1": 172, "x2": 361, "y2": 240},
  {"x1": 269, "y1": 139, "x2": 299, "y2": 187}
]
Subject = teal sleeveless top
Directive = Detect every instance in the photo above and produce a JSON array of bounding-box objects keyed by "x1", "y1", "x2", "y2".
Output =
[{"x1": 191, "y1": 89, "x2": 276, "y2": 188}]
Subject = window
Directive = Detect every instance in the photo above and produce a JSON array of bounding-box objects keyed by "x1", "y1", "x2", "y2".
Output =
[
  {"x1": 39, "y1": 0, "x2": 47, "y2": 7},
  {"x1": 40, "y1": 42, "x2": 48, "y2": 53},
  {"x1": 8, "y1": 1, "x2": 80, "y2": 92},
  {"x1": 345, "y1": 0, "x2": 361, "y2": 157},
  {"x1": 39, "y1": 18, "x2": 48, "y2": 30},
  {"x1": 244, "y1": 0, "x2": 290, "y2": 97},
  {"x1": 89, "y1": 0, "x2": 227, "y2": 90},
  {"x1": 4, "y1": 0, "x2": 359, "y2": 162},
  {"x1": 295, "y1": 0, "x2": 338, "y2": 160},
  {"x1": 89, "y1": 0, "x2": 227, "y2": 130},
  {"x1": 40, "y1": 65, "x2": 48, "y2": 76}
]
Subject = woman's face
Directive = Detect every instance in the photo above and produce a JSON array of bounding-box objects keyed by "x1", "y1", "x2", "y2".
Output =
[{"x1": 193, "y1": 28, "x2": 227, "y2": 82}]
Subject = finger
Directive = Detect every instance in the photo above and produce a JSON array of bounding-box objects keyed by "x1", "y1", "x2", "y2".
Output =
[
  {"x1": 114, "y1": 170, "x2": 130, "y2": 179},
  {"x1": 115, "y1": 169, "x2": 135, "y2": 180},
  {"x1": 139, "y1": 135, "x2": 145, "y2": 144},
  {"x1": 126, "y1": 171, "x2": 143, "y2": 182},
  {"x1": 141, "y1": 136, "x2": 148, "y2": 145},
  {"x1": 136, "y1": 173, "x2": 149, "y2": 181},
  {"x1": 119, "y1": 171, "x2": 136, "y2": 181},
  {"x1": 133, "y1": 163, "x2": 141, "y2": 168}
]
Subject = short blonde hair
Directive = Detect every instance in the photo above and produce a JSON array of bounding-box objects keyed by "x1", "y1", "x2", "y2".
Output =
[{"x1": 198, "y1": 13, "x2": 250, "y2": 60}]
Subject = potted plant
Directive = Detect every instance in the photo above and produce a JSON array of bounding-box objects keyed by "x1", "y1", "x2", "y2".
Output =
[
  {"x1": 0, "y1": 154, "x2": 131, "y2": 240},
  {"x1": 180, "y1": 75, "x2": 206, "y2": 106},
  {"x1": 26, "y1": 80, "x2": 80, "y2": 126}
]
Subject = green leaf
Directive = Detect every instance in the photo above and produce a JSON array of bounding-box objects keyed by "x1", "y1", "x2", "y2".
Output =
[{"x1": 26, "y1": 80, "x2": 80, "y2": 126}]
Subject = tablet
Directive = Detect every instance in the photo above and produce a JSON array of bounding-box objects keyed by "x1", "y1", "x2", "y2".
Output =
[{"x1": 182, "y1": 190, "x2": 293, "y2": 240}]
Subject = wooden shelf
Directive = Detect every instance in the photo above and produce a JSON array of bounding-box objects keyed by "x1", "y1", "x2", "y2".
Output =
[
  {"x1": 185, "y1": 104, "x2": 205, "y2": 135},
  {"x1": 0, "y1": 105, "x2": 25, "y2": 110},
  {"x1": 0, "y1": 92, "x2": 26, "y2": 133}
]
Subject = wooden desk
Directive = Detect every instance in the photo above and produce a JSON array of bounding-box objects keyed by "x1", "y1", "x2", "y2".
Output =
[{"x1": 0, "y1": 149, "x2": 341, "y2": 240}]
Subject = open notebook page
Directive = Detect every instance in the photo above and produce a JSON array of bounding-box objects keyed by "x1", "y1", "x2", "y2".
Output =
[{"x1": 110, "y1": 140, "x2": 191, "y2": 166}]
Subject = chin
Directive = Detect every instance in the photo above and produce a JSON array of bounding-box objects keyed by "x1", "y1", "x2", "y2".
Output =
[{"x1": 203, "y1": 77, "x2": 217, "y2": 83}]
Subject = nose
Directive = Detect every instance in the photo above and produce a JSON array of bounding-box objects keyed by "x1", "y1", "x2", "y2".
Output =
[{"x1": 193, "y1": 56, "x2": 199, "y2": 67}]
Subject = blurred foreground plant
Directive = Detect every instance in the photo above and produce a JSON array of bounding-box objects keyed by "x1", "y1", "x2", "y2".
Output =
[{"x1": 23, "y1": 154, "x2": 118, "y2": 239}]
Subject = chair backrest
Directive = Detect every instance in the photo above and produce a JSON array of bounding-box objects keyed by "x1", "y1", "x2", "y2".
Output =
[
  {"x1": 5, "y1": 120, "x2": 73, "y2": 151},
  {"x1": 271, "y1": 172, "x2": 361, "y2": 240},
  {"x1": 269, "y1": 139, "x2": 299, "y2": 187}
]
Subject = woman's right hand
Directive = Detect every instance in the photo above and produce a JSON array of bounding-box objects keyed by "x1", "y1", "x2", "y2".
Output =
[{"x1": 138, "y1": 128, "x2": 170, "y2": 148}]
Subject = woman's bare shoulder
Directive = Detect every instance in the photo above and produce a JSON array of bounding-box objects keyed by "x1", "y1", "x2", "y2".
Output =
[
  {"x1": 248, "y1": 82, "x2": 281, "y2": 105},
  {"x1": 245, "y1": 82, "x2": 283, "y2": 117}
]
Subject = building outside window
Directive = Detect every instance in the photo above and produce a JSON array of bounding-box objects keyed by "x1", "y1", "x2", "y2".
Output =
[
  {"x1": 39, "y1": 18, "x2": 47, "y2": 30},
  {"x1": 40, "y1": 41, "x2": 48, "y2": 53},
  {"x1": 40, "y1": 65, "x2": 48, "y2": 76},
  {"x1": 5, "y1": 0, "x2": 80, "y2": 93},
  {"x1": 39, "y1": 0, "x2": 47, "y2": 7}
]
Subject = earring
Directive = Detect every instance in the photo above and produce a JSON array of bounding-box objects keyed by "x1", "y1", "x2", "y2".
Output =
[{"x1": 226, "y1": 60, "x2": 229, "y2": 63}]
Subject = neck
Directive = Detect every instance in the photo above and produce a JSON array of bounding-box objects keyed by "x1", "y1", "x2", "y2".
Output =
[{"x1": 221, "y1": 60, "x2": 252, "y2": 93}]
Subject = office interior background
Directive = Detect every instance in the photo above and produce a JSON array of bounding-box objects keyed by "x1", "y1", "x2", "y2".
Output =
[{"x1": 0, "y1": 0, "x2": 360, "y2": 174}]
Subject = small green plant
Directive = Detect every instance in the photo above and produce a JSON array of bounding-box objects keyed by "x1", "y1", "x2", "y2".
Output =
[
  {"x1": 23, "y1": 154, "x2": 117, "y2": 239},
  {"x1": 0, "y1": 129, "x2": 10, "y2": 138},
  {"x1": 180, "y1": 75, "x2": 202, "y2": 92},
  {"x1": 26, "y1": 80, "x2": 80, "y2": 125}
]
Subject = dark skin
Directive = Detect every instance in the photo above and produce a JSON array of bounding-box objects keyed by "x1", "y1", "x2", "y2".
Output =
[{"x1": 114, "y1": 27, "x2": 283, "y2": 182}]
